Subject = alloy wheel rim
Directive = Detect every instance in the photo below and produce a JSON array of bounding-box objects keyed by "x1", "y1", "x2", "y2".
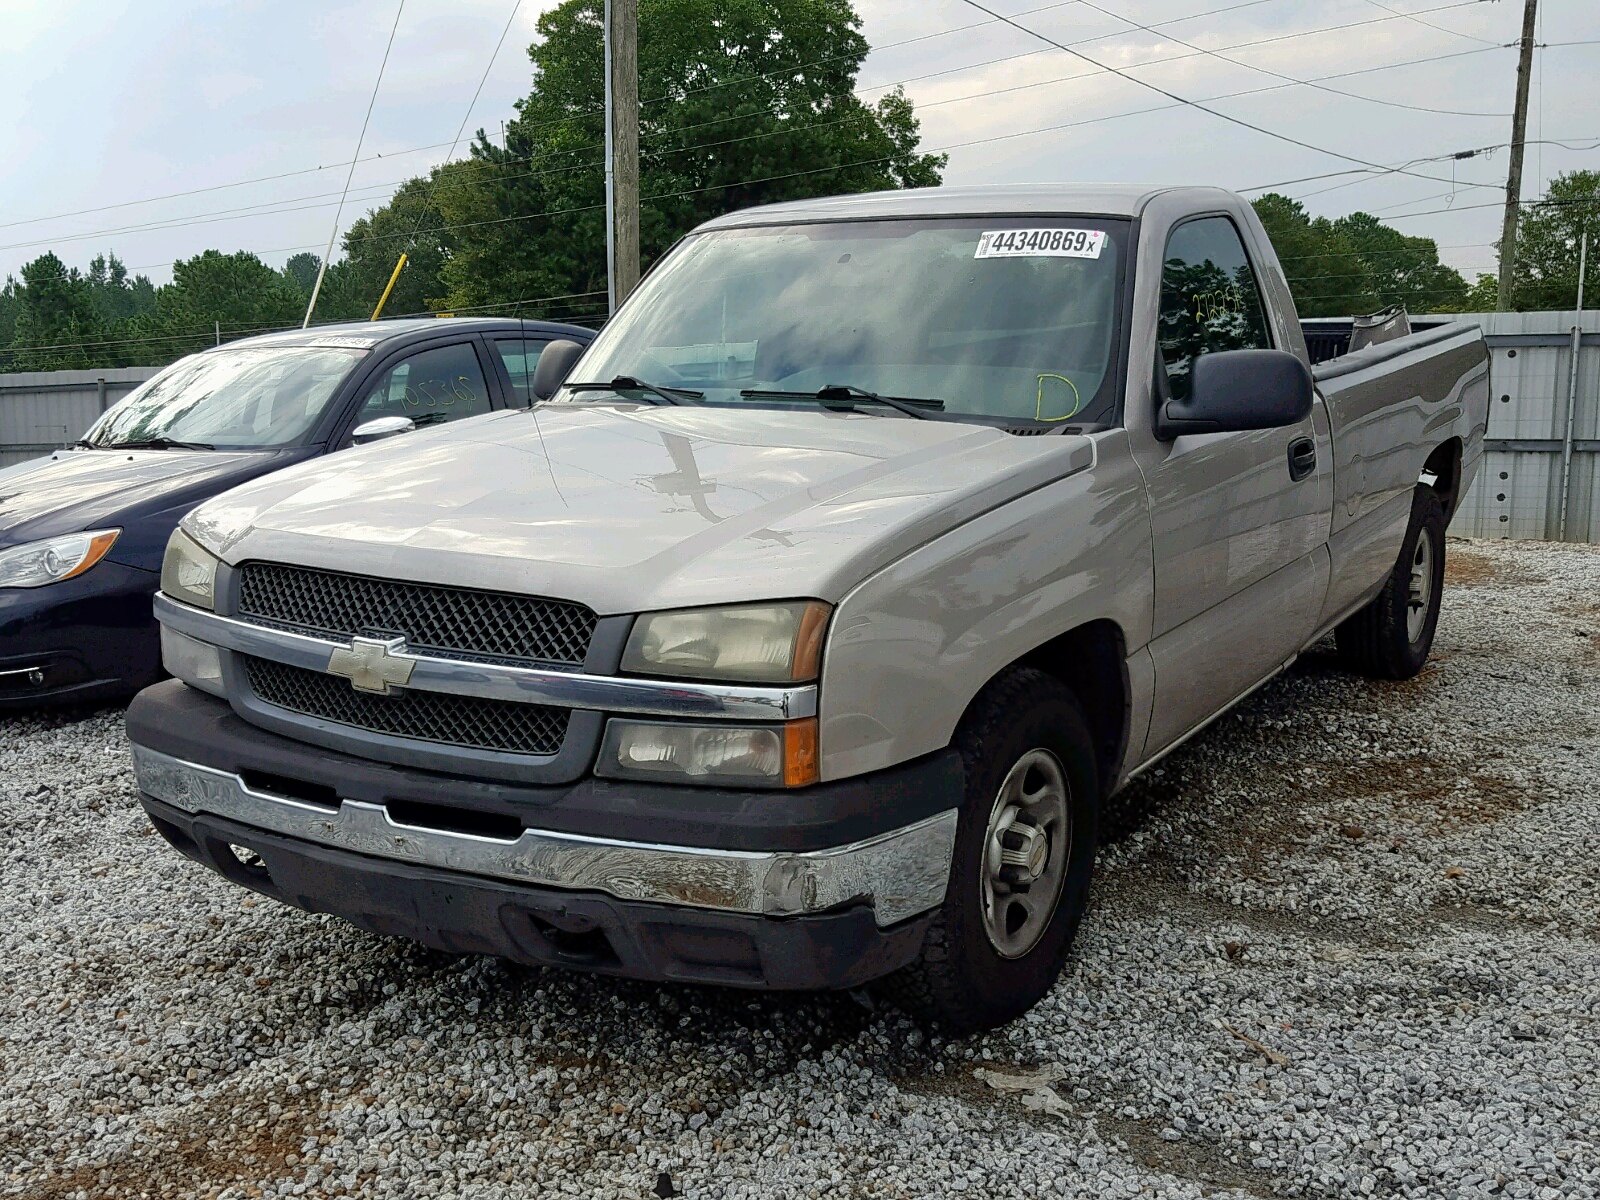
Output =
[
  {"x1": 1407, "y1": 529, "x2": 1435, "y2": 643},
  {"x1": 980, "y1": 748, "x2": 1071, "y2": 959}
]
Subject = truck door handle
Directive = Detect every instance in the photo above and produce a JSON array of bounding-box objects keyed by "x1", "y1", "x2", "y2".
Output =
[{"x1": 1287, "y1": 437, "x2": 1317, "y2": 482}]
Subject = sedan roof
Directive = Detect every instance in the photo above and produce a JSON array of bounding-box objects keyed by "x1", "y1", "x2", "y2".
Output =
[{"x1": 218, "y1": 316, "x2": 595, "y2": 353}]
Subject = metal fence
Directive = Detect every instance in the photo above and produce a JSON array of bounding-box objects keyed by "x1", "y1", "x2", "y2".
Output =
[
  {"x1": 0, "y1": 367, "x2": 159, "y2": 467},
  {"x1": 1435, "y1": 310, "x2": 1600, "y2": 542}
]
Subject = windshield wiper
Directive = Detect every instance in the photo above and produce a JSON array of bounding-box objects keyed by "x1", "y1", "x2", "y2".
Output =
[
  {"x1": 564, "y1": 376, "x2": 703, "y2": 407},
  {"x1": 104, "y1": 436, "x2": 216, "y2": 451},
  {"x1": 739, "y1": 384, "x2": 942, "y2": 420}
]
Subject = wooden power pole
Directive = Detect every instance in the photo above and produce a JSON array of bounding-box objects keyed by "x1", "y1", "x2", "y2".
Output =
[
  {"x1": 1497, "y1": 0, "x2": 1539, "y2": 310},
  {"x1": 605, "y1": 0, "x2": 640, "y2": 312}
]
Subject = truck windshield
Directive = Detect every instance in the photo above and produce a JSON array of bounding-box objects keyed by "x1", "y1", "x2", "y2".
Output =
[
  {"x1": 84, "y1": 345, "x2": 364, "y2": 450},
  {"x1": 566, "y1": 217, "x2": 1129, "y2": 426}
]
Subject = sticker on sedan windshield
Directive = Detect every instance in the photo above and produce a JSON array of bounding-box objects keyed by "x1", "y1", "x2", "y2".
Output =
[{"x1": 974, "y1": 229, "x2": 1106, "y2": 260}]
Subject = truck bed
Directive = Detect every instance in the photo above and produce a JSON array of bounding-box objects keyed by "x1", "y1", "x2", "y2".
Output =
[{"x1": 1304, "y1": 318, "x2": 1491, "y2": 628}]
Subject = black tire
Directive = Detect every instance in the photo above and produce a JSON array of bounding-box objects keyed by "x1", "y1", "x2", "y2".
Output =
[
  {"x1": 882, "y1": 666, "x2": 1098, "y2": 1035},
  {"x1": 1335, "y1": 486, "x2": 1446, "y2": 680}
]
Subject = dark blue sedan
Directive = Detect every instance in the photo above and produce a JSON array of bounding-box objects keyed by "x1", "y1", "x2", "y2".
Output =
[{"x1": 0, "y1": 317, "x2": 593, "y2": 707}]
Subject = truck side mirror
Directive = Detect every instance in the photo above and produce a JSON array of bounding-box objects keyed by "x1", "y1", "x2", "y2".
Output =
[
  {"x1": 1155, "y1": 349, "x2": 1313, "y2": 440},
  {"x1": 531, "y1": 339, "x2": 587, "y2": 401},
  {"x1": 351, "y1": 415, "x2": 417, "y2": 445}
]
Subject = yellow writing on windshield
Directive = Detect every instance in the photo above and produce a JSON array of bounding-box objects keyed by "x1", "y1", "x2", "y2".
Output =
[{"x1": 1035, "y1": 374, "x2": 1083, "y2": 422}]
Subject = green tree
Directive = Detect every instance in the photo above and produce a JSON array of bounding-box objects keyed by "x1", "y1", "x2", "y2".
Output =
[
  {"x1": 0, "y1": 276, "x2": 19, "y2": 352},
  {"x1": 85, "y1": 251, "x2": 157, "y2": 328},
  {"x1": 1252, "y1": 195, "x2": 1471, "y2": 317},
  {"x1": 1330, "y1": 212, "x2": 1469, "y2": 314},
  {"x1": 434, "y1": 0, "x2": 946, "y2": 316},
  {"x1": 5, "y1": 252, "x2": 107, "y2": 371},
  {"x1": 1252, "y1": 194, "x2": 1375, "y2": 317},
  {"x1": 280, "y1": 251, "x2": 322, "y2": 296},
  {"x1": 130, "y1": 249, "x2": 304, "y2": 361},
  {"x1": 1463, "y1": 272, "x2": 1499, "y2": 312},
  {"x1": 307, "y1": 169, "x2": 462, "y2": 322},
  {"x1": 1501, "y1": 170, "x2": 1600, "y2": 311}
]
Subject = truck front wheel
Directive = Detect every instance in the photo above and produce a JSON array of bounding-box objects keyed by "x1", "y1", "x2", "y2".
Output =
[
  {"x1": 1335, "y1": 486, "x2": 1447, "y2": 680},
  {"x1": 884, "y1": 667, "x2": 1098, "y2": 1034}
]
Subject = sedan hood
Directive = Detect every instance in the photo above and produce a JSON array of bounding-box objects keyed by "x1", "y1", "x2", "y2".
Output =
[
  {"x1": 0, "y1": 448, "x2": 294, "y2": 551},
  {"x1": 189, "y1": 406, "x2": 1095, "y2": 614}
]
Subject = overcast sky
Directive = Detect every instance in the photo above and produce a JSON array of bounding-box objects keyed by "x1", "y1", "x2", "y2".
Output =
[{"x1": 2, "y1": 0, "x2": 1596, "y2": 290}]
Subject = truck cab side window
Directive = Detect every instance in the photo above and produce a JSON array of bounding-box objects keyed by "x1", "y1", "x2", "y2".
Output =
[
  {"x1": 349, "y1": 342, "x2": 491, "y2": 440},
  {"x1": 1157, "y1": 217, "x2": 1272, "y2": 402}
]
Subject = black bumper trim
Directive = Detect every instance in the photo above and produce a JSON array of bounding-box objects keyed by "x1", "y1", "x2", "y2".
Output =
[
  {"x1": 143, "y1": 795, "x2": 933, "y2": 991},
  {"x1": 127, "y1": 679, "x2": 963, "y2": 853}
]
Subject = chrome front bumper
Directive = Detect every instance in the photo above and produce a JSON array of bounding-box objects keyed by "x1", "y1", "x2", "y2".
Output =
[{"x1": 130, "y1": 745, "x2": 957, "y2": 927}]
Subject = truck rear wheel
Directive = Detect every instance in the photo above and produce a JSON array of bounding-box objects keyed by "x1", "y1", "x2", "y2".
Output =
[
  {"x1": 1335, "y1": 486, "x2": 1446, "y2": 680},
  {"x1": 883, "y1": 667, "x2": 1098, "y2": 1034}
]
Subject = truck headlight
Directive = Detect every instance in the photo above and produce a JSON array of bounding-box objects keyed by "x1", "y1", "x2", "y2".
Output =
[
  {"x1": 621, "y1": 601, "x2": 830, "y2": 683},
  {"x1": 161, "y1": 529, "x2": 219, "y2": 610},
  {"x1": 0, "y1": 529, "x2": 120, "y2": 589},
  {"x1": 597, "y1": 718, "x2": 818, "y2": 788}
]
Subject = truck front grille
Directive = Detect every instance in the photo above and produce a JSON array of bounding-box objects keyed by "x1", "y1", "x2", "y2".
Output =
[
  {"x1": 243, "y1": 656, "x2": 569, "y2": 757},
  {"x1": 236, "y1": 563, "x2": 597, "y2": 667}
]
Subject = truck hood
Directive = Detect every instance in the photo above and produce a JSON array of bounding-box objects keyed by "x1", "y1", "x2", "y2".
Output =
[
  {"x1": 188, "y1": 406, "x2": 1095, "y2": 614},
  {"x1": 0, "y1": 448, "x2": 292, "y2": 553}
]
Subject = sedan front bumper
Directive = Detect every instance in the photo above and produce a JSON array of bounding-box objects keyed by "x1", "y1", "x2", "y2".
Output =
[{"x1": 0, "y1": 560, "x2": 162, "y2": 707}]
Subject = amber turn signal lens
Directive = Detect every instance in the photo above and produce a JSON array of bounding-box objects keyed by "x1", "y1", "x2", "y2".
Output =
[
  {"x1": 783, "y1": 717, "x2": 819, "y2": 787},
  {"x1": 63, "y1": 531, "x2": 120, "y2": 580},
  {"x1": 791, "y1": 601, "x2": 831, "y2": 682}
]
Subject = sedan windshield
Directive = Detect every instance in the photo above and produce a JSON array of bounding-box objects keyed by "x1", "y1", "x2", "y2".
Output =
[
  {"x1": 567, "y1": 217, "x2": 1129, "y2": 425},
  {"x1": 85, "y1": 346, "x2": 364, "y2": 450}
]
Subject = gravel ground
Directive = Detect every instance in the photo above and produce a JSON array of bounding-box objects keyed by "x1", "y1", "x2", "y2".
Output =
[{"x1": 2, "y1": 536, "x2": 1597, "y2": 1200}]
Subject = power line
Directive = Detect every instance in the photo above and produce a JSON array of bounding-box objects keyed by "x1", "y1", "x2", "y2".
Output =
[
  {"x1": 13, "y1": 31, "x2": 1517, "y2": 261},
  {"x1": 954, "y1": 0, "x2": 1510, "y2": 193},
  {"x1": 404, "y1": 0, "x2": 524, "y2": 248},
  {"x1": 0, "y1": 0, "x2": 1079, "y2": 239},
  {"x1": 1074, "y1": 0, "x2": 1507, "y2": 117},
  {"x1": 1360, "y1": 0, "x2": 1501, "y2": 47},
  {"x1": 302, "y1": 0, "x2": 406, "y2": 327},
  {"x1": 0, "y1": 0, "x2": 1498, "y2": 249}
]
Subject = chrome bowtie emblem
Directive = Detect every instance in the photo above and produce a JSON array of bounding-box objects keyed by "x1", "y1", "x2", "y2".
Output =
[{"x1": 326, "y1": 636, "x2": 415, "y2": 695}]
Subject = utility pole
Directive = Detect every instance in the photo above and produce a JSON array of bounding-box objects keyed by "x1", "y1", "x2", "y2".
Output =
[
  {"x1": 1497, "y1": 0, "x2": 1539, "y2": 310},
  {"x1": 604, "y1": 0, "x2": 639, "y2": 313}
]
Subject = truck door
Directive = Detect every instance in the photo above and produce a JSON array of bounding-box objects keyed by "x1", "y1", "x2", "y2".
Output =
[{"x1": 1136, "y1": 214, "x2": 1333, "y2": 758}]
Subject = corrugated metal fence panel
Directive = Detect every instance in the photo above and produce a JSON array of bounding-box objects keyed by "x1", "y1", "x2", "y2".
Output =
[
  {"x1": 1428, "y1": 311, "x2": 1600, "y2": 542},
  {"x1": 0, "y1": 367, "x2": 159, "y2": 467}
]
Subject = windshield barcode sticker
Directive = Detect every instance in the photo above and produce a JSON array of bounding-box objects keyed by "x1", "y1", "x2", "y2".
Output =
[{"x1": 975, "y1": 229, "x2": 1106, "y2": 260}]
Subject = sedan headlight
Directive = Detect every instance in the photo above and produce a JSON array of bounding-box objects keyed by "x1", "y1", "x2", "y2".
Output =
[
  {"x1": 621, "y1": 601, "x2": 830, "y2": 683},
  {"x1": 161, "y1": 528, "x2": 220, "y2": 610},
  {"x1": 0, "y1": 530, "x2": 120, "y2": 589}
]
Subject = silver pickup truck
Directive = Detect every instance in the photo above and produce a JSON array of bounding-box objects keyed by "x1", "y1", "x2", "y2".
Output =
[{"x1": 127, "y1": 185, "x2": 1489, "y2": 1031}]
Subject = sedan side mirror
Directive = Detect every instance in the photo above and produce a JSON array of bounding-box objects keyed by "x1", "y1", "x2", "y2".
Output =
[
  {"x1": 531, "y1": 339, "x2": 587, "y2": 401},
  {"x1": 1155, "y1": 349, "x2": 1313, "y2": 440},
  {"x1": 351, "y1": 415, "x2": 417, "y2": 446}
]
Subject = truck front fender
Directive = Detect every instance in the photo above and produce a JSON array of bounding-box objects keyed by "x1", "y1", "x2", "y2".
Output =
[{"x1": 817, "y1": 435, "x2": 1153, "y2": 782}]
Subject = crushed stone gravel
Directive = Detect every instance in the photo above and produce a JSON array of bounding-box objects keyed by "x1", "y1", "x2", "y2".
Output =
[{"x1": 2, "y1": 536, "x2": 1596, "y2": 1199}]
